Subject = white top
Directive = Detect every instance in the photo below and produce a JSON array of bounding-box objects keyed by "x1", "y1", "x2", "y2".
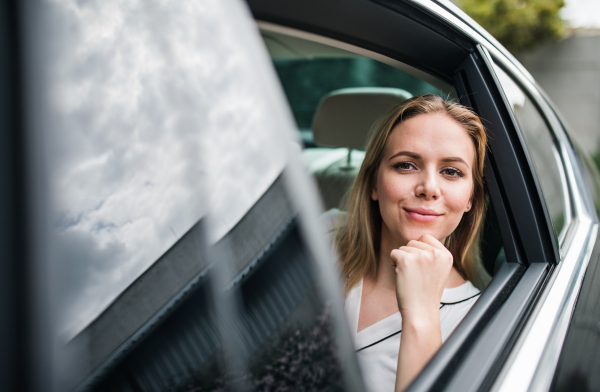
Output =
[{"x1": 344, "y1": 279, "x2": 480, "y2": 392}]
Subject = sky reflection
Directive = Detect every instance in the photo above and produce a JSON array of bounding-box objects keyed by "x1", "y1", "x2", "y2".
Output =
[{"x1": 44, "y1": 0, "x2": 288, "y2": 339}]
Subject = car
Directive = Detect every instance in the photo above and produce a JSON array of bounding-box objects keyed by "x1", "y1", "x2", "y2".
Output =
[{"x1": 2, "y1": 0, "x2": 600, "y2": 391}]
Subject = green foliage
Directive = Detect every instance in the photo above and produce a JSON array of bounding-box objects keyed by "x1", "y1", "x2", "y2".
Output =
[{"x1": 457, "y1": 0, "x2": 566, "y2": 53}]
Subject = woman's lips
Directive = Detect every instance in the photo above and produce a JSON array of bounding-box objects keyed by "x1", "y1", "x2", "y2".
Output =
[{"x1": 403, "y1": 207, "x2": 442, "y2": 223}]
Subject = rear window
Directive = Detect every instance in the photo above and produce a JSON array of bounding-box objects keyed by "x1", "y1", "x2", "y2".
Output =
[{"x1": 274, "y1": 57, "x2": 442, "y2": 130}]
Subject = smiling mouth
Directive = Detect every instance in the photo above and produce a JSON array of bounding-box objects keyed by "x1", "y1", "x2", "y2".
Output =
[{"x1": 403, "y1": 208, "x2": 442, "y2": 223}]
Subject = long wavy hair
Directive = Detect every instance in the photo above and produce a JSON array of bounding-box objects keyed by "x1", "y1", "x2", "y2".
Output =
[{"x1": 336, "y1": 94, "x2": 488, "y2": 292}]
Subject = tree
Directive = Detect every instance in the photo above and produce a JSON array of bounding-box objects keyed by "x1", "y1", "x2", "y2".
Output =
[{"x1": 457, "y1": 0, "x2": 566, "y2": 54}]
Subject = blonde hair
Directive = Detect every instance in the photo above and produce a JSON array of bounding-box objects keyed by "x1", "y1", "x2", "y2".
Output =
[{"x1": 336, "y1": 94, "x2": 488, "y2": 292}]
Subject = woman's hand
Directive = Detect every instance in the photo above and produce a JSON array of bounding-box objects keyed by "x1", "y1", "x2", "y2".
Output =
[
  {"x1": 391, "y1": 234, "x2": 453, "y2": 319},
  {"x1": 391, "y1": 234, "x2": 453, "y2": 392}
]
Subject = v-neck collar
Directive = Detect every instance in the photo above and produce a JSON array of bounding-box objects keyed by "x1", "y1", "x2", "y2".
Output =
[{"x1": 344, "y1": 278, "x2": 480, "y2": 351}]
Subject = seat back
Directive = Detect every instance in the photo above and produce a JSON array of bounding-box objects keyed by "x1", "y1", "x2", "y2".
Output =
[
  {"x1": 312, "y1": 87, "x2": 412, "y2": 150},
  {"x1": 304, "y1": 87, "x2": 411, "y2": 210}
]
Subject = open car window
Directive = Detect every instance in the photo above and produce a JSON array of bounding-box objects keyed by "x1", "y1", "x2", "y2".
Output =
[{"x1": 262, "y1": 29, "x2": 460, "y2": 214}]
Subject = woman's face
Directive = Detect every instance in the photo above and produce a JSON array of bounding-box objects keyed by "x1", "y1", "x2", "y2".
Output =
[{"x1": 372, "y1": 113, "x2": 475, "y2": 246}]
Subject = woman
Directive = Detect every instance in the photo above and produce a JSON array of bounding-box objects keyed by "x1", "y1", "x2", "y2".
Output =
[{"x1": 336, "y1": 94, "x2": 488, "y2": 392}]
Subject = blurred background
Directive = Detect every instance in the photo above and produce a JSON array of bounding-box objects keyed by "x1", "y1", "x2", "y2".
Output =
[{"x1": 454, "y1": 0, "x2": 600, "y2": 170}]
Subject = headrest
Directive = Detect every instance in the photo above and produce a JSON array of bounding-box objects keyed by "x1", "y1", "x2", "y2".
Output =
[{"x1": 312, "y1": 87, "x2": 412, "y2": 150}]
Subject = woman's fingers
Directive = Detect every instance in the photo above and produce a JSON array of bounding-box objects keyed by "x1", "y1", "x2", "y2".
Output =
[
  {"x1": 405, "y1": 240, "x2": 432, "y2": 251},
  {"x1": 399, "y1": 245, "x2": 423, "y2": 253},
  {"x1": 391, "y1": 236, "x2": 453, "y2": 272},
  {"x1": 418, "y1": 234, "x2": 447, "y2": 250}
]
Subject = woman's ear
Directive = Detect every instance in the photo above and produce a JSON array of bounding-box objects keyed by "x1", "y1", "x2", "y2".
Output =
[
  {"x1": 465, "y1": 199, "x2": 472, "y2": 212},
  {"x1": 371, "y1": 187, "x2": 378, "y2": 201}
]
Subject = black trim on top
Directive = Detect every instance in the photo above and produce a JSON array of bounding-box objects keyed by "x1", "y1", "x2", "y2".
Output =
[
  {"x1": 440, "y1": 293, "x2": 481, "y2": 306},
  {"x1": 355, "y1": 295, "x2": 480, "y2": 353},
  {"x1": 356, "y1": 329, "x2": 402, "y2": 352},
  {"x1": 247, "y1": 0, "x2": 470, "y2": 83},
  {"x1": 370, "y1": 0, "x2": 475, "y2": 52}
]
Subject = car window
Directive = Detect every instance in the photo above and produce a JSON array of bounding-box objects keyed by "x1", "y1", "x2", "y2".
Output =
[
  {"x1": 262, "y1": 30, "x2": 456, "y2": 213},
  {"x1": 263, "y1": 30, "x2": 452, "y2": 149},
  {"x1": 45, "y1": 0, "x2": 207, "y2": 343},
  {"x1": 39, "y1": 2, "x2": 362, "y2": 390},
  {"x1": 275, "y1": 57, "x2": 443, "y2": 135},
  {"x1": 493, "y1": 63, "x2": 569, "y2": 242}
]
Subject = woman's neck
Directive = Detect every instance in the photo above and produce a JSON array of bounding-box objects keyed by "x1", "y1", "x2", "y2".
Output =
[{"x1": 372, "y1": 225, "x2": 404, "y2": 291}]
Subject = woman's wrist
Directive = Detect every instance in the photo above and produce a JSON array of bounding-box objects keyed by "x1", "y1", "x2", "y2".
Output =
[{"x1": 401, "y1": 308, "x2": 440, "y2": 333}]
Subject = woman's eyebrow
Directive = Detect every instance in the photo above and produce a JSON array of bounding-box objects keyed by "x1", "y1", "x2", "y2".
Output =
[
  {"x1": 442, "y1": 157, "x2": 469, "y2": 167},
  {"x1": 388, "y1": 151, "x2": 420, "y2": 161}
]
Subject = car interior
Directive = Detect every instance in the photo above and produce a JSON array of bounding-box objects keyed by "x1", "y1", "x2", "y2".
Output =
[{"x1": 262, "y1": 27, "x2": 506, "y2": 284}]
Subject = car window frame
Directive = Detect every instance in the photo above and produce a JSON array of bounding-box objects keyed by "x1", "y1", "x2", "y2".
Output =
[{"x1": 245, "y1": 2, "x2": 559, "y2": 390}]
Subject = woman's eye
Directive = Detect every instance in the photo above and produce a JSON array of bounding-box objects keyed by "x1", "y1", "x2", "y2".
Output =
[
  {"x1": 441, "y1": 167, "x2": 464, "y2": 178},
  {"x1": 393, "y1": 162, "x2": 414, "y2": 171}
]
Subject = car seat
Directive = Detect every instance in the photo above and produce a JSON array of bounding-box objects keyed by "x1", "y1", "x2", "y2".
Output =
[{"x1": 302, "y1": 87, "x2": 412, "y2": 210}]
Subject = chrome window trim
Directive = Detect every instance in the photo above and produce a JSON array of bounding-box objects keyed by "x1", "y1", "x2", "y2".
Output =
[
  {"x1": 552, "y1": 144, "x2": 572, "y2": 248},
  {"x1": 489, "y1": 58, "x2": 596, "y2": 389},
  {"x1": 487, "y1": 91, "x2": 595, "y2": 390},
  {"x1": 492, "y1": 221, "x2": 597, "y2": 392}
]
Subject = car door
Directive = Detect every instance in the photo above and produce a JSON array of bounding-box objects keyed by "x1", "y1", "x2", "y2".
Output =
[{"x1": 246, "y1": 0, "x2": 598, "y2": 391}]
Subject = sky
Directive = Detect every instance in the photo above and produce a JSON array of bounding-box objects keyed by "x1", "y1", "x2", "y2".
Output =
[{"x1": 563, "y1": 0, "x2": 600, "y2": 28}]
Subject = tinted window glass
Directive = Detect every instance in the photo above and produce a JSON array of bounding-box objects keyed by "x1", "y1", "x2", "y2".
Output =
[
  {"x1": 274, "y1": 57, "x2": 443, "y2": 129},
  {"x1": 493, "y1": 64, "x2": 568, "y2": 241},
  {"x1": 42, "y1": 2, "x2": 362, "y2": 389},
  {"x1": 45, "y1": 0, "x2": 206, "y2": 341},
  {"x1": 90, "y1": 179, "x2": 350, "y2": 392}
]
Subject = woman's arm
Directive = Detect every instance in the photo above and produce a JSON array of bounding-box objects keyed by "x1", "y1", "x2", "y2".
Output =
[
  {"x1": 395, "y1": 309, "x2": 441, "y2": 391},
  {"x1": 391, "y1": 235, "x2": 453, "y2": 392}
]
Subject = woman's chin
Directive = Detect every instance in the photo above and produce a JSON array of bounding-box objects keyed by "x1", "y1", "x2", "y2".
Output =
[{"x1": 402, "y1": 230, "x2": 447, "y2": 244}]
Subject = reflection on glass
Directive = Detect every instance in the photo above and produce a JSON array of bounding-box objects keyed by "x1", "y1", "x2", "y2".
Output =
[
  {"x1": 39, "y1": 0, "x2": 357, "y2": 389},
  {"x1": 493, "y1": 64, "x2": 568, "y2": 240},
  {"x1": 178, "y1": 219, "x2": 345, "y2": 392},
  {"x1": 46, "y1": 0, "x2": 207, "y2": 340},
  {"x1": 84, "y1": 177, "x2": 348, "y2": 392}
]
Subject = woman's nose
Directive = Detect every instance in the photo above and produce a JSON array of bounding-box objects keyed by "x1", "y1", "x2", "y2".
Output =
[{"x1": 415, "y1": 170, "x2": 441, "y2": 199}]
